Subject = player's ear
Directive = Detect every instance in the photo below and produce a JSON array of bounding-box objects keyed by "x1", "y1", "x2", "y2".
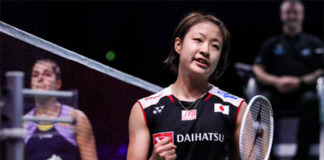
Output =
[{"x1": 174, "y1": 37, "x2": 182, "y2": 54}]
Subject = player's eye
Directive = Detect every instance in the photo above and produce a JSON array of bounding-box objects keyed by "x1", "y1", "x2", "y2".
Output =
[
  {"x1": 193, "y1": 38, "x2": 202, "y2": 42},
  {"x1": 212, "y1": 44, "x2": 220, "y2": 50}
]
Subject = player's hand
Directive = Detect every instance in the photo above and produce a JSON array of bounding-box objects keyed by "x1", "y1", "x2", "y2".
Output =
[{"x1": 150, "y1": 138, "x2": 177, "y2": 160}]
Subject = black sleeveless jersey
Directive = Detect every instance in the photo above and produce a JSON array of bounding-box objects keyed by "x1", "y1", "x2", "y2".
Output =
[{"x1": 138, "y1": 84, "x2": 245, "y2": 160}]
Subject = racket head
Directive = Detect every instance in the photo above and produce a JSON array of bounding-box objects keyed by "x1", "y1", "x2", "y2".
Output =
[{"x1": 239, "y1": 95, "x2": 274, "y2": 160}]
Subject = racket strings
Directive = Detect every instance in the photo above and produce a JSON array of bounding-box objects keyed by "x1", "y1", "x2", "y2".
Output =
[{"x1": 242, "y1": 99, "x2": 272, "y2": 160}]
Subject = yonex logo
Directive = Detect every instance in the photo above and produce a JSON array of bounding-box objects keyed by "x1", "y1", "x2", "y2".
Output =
[{"x1": 153, "y1": 105, "x2": 165, "y2": 114}]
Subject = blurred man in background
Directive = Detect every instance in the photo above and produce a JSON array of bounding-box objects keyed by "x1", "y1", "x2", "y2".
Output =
[{"x1": 252, "y1": 0, "x2": 323, "y2": 159}]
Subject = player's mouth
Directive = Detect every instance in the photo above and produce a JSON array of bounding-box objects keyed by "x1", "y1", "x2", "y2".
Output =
[{"x1": 194, "y1": 57, "x2": 210, "y2": 67}]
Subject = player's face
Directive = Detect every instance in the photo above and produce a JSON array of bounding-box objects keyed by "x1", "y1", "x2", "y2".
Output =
[
  {"x1": 281, "y1": 2, "x2": 304, "y2": 31},
  {"x1": 31, "y1": 61, "x2": 61, "y2": 91},
  {"x1": 175, "y1": 22, "x2": 223, "y2": 79}
]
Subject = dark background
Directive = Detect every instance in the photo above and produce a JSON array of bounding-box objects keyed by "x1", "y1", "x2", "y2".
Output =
[
  {"x1": 1, "y1": 0, "x2": 322, "y2": 96},
  {"x1": 0, "y1": 1, "x2": 323, "y2": 159}
]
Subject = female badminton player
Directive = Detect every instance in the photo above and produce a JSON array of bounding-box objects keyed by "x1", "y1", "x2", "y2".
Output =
[{"x1": 127, "y1": 11, "x2": 247, "y2": 160}]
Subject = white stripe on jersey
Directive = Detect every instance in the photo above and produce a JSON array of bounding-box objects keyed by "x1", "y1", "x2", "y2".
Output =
[
  {"x1": 139, "y1": 84, "x2": 244, "y2": 109},
  {"x1": 138, "y1": 86, "x2": 172, "y2": 109}
]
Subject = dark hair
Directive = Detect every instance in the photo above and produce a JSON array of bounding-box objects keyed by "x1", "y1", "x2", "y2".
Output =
[
  {"x1": 280, "y1": 0, "x2": 304, "y2": 12},
  {"x1": 33, "y1": 59, "x2": 62, "y2": 81},
  {"x1": 164, "y1": 11, "x2": 231, "y2": 81}
]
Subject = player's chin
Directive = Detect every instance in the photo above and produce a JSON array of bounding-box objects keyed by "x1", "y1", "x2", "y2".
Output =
[{"x1": 190, "y1": 66, "x2": 211, "y2": 78}]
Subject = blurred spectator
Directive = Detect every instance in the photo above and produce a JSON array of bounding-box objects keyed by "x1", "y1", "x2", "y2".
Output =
[
  {"x1": 24, "y1": 59, "x2": 98, "y2": 160},
  {"x1": 252, "y1": 0, "x2": 323, "y2": 159}
]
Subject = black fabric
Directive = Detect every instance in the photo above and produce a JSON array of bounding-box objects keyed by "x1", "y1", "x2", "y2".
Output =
[
  {"x1": 255, "y1": 33, "x2": 323, "y2": 79},
  {"x1": 25, "y1": 127, "x2": 81, "y2": 160},
  {"x1": 144, "y1": 93, "x2": 242, "y2": 160}
]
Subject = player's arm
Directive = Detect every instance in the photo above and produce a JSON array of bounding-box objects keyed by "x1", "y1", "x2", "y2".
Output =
[
  {"x1": 74, "y1": 110, "x2": 98, "y2": 160},
  {"x1": 127, "y1": 102, "x2": 151, "y2": 160},
  {"x1": 128, "y1": 102, "x2": 177, "y2": 160},
  {"x1": 234, "y1": 102, "x2": 248, "y2": 160}
]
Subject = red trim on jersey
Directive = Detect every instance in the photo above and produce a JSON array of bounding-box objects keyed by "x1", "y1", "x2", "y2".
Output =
[
  {"x1": 137, "y1": 101, "x2": 148, "y2": 126},
  {"x1": 235, "y1": 99, "x2": 246, "y2": 125},
  {"x1": 168, "y1": 95, "x2": 175, "y2": 104},
  {"x1": 204, "y1": 93, "x2": 212, "y2": 101}
]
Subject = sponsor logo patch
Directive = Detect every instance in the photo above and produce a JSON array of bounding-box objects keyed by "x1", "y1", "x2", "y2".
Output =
[
  {"x1": 47, "y1": 154, "x2": 62, "y2": 160},
  {"x1": 38, "y1": 133, "x2": 54, "y2": 140},
  {"x1": 301, "y1": 48, "x2": 311, "y2": 56},
  {"x1": 315, "y1": 47, "x2": 324, "y2": 54},
  {"x1": 177, "y1": 132, "x2": 224, "y2": 143},
  {"x1": 181, "y1": 110, "x2": 197, "y2": 121},
  {"x1": 217, "y1": 90, "x2": 238, "y2": 100},
  {"x1": 214, "y1": 103, "x2": 229, "y2": 115},
  {"x1": 153, "y1": 131, "x2": 174, "y2": 144},
  {"x1": 145, "y1": 92, "x2": 163, "y2": 101},
  {"x1": 153, "y1": 105, "x2": 165, "y2": 114},
  {"x1": 273, "y1": 44, "x2": 285, "y2": 55}
]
